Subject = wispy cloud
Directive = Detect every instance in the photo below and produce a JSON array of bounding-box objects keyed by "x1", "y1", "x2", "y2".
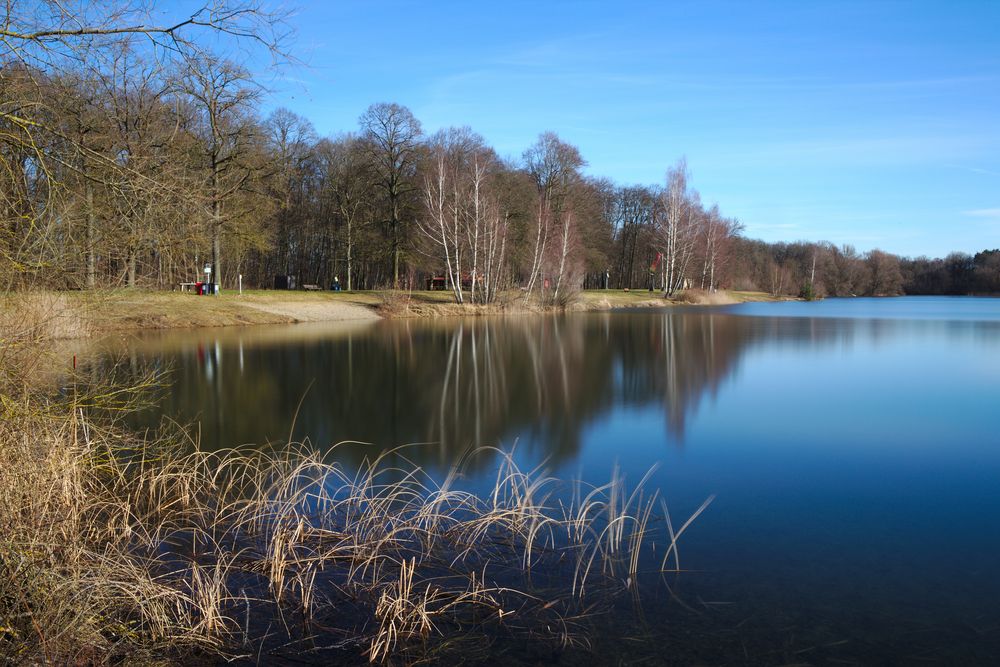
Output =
[
  {"x1": 726, "y1": 134, "x2": 996, "y2": 168},
  {"x1": 748, "y1": 223, "x2": 799, "y2": 230},
  {"x1": 623, "y1": 74, "x2": 1000, "y2": 96},
  {"x1": 961, "y1": 209, "x2": 1000, "y2": 235},
  {"x1": 963, "y1": 208, "x2": 1000, "y2": 221},
  {"x1": 946, "y1": 164, "x2": 1000, "y2": 178},
  {"x1": 490, "y1": 33, "x2": 639, "y2": 70}
]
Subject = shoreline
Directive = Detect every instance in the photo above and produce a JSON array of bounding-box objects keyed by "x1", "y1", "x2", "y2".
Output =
[{"x1": 3, "y1": 288, "x2": 793, "y2": 340}]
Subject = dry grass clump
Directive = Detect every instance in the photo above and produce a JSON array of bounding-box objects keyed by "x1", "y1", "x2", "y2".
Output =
[
  {"x1": 674, "y1": 289, "x2": 739, "y2": 305},
  {"x1": 0, "y1": 292, "x2": 89, "y2": 393},
  {"x1": 374, "y1": 289, "x2": 569, "y2": 318},
  {"x1": 374, "y1": 289, "x2": 416, "y2": 317},
  {"x1": 0, "y1": 292, "x2": 90, "y2": 342},
  {"x1": 0, "y1": 406, "x2": 227, "y2": 665},
  {"x1": 0, "y1": 377, "x2": 711, "y2": 664}
]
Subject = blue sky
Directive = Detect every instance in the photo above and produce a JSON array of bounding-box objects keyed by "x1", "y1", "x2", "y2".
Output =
[{"x1": 250, "y1": 0, "x2": 997, "y2": 258}]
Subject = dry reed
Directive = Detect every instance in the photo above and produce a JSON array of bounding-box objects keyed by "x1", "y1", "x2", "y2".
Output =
[{"x1": 0, "y1": 371, "x2": 711, "y2": 665}]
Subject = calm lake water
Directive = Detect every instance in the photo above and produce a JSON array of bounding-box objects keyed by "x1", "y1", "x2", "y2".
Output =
[{"x1": 118, "y1": 296, "x2": 1000, "y2": 664}]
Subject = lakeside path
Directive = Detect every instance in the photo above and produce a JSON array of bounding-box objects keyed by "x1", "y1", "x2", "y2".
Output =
[{"x1": 5, "y1": 289, "x2": 790, "y2": 339}]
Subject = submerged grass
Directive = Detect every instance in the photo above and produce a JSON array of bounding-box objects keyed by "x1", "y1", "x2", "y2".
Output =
[{"x1": 0, "y1": 330, "x2": 711, "y2": 664}]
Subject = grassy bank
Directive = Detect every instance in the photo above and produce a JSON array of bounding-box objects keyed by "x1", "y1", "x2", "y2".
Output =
[
  {"x1": 0, "y1": 290, "x2": 381, "y2": 339},
  {"x1": 1, "y1": 288, "x2": 788, "y2": 340}
]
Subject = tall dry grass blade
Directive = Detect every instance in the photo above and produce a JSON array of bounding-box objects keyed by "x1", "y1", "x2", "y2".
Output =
[{"x1": 660, "y1": 494, "x2": 715, "y2": 572}]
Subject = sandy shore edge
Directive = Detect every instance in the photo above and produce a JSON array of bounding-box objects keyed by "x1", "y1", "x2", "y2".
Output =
[{"x1": 2, "y1": 289, "x2": 790, "y2": 340}]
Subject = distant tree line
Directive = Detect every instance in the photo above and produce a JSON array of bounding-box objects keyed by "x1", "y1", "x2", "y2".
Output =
[
  {"x1": 2, "y1": 1, "x2": 995, "y2": 301},
  {"x1": 726, "y1": 241, "x2": 1000, "y2": 298},
  {"x1": 900, "y1": 250, "x2": 1000, "y2": 295}
]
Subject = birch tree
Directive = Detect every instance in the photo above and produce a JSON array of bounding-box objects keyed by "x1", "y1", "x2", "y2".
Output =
[
  {"x1": 698, "y1": 206, "x2": 743, "y2": 291},
  {"x1": 470, "y1": 155, "x2": 509, "y2": 304},
  {"x1": 657, "y1": 159, "x2": 699, "y2": 297},
  {"x1": 420, "y1": 131, "x2": 466, "y2": 303},
  {"x1": 418, "y1": 128, "x2": 508, "y2": 304}
]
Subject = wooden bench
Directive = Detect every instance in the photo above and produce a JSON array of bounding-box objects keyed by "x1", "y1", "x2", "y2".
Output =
[{"x1": 302, "y1": 284, "x2": 322, "y2": 291}]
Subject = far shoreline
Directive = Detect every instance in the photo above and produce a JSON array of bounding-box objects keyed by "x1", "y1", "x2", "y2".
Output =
[{"x1": 4, "y1": 288, "x2": 796, "y2": 341}]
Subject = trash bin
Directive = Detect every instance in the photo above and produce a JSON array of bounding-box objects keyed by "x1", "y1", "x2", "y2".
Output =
[{"x1": 195, "y1": 281, "x2": 204, "y2": 295}]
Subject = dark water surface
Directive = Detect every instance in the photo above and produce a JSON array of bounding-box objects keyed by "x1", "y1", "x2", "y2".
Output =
[{"x1": 119, "y1": 296, "x2": 1000, "y2": 664}]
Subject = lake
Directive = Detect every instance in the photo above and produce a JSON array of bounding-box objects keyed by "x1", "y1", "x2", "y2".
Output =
[{"x1": 116, "y1": 296, "x2": 1000, "y2": 664}]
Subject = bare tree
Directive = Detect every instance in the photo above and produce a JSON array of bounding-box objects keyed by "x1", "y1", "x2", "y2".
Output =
[
  {"x1": 522, "y1": 132, "x2": 584, "y2": 301},
  {"x1": 359, "y1": 102, "x2": 421, "y2": 289},
  {"x1": 470, "y1": 153, "x2": 509, "y2": 304},
  {"x1": 657, "y1": 159, "x2": 699, "y2": 297},
  {"x1": 865, "y1": 249, "x2": 903, "y2": 296},
  {"x1": 178, "y1": 54, "x2": 262, "y2": 290},
  {"x1": 317, "y1": 135, "x2": 371, "y2": 292},
  {"x1": 698, "y1": 205, "x2": 743, "y2": 291},
  {"x1": 97, "y1": 40, "x2": 186, "y2": 287},
  {"x1": 549, "y1": 202, "x2": 583, "y2": 304},
  {"x1": 611, "y1": 185, "x2": 655, "y2": 288},
  {"x1": 0, "y1": 0, "x2": 289, "y2": 288},
  {"x1": 0, "y1": 1, "x2": 288, "y2": 70},
  {"x1": 825, "y1": 244, "x2": 862, "y2": 296},
  {"x1": 265, "y1": 107, "x2": 316, "y2": 278},
  {"x1": 419, "y1": 129, "x2": 466, "y2": 303}
]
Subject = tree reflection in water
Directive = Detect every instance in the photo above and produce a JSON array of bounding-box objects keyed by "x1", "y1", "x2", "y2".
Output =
[{"x1": 123, "y1": 312, "x2": 841, "y2": 472}]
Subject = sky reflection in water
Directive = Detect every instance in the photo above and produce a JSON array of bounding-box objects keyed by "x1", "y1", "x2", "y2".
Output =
[{"x1": 121, "y1": 296, "x2": 1000, "y2": 663}]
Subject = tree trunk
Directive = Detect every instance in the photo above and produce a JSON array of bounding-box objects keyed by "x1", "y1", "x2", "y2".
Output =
[
  {"x1": 85, "y1": 178, "x2": 97, "y2": 288},
  {"x1": 391, "y1": 197, "x2": 400, "y2": 289},
  {"x1": 127, "y1": 247, "x2": 137, "y2": 287},
  {"x1": 212, "y1": 167, "x2": 222, "y2": 292},
  {"x1": 553, "y1": 212, "x2": 571, "y2": 303},
  {"x1": 346, "y1": 216, "x2": 353, "y2": 292},
  {"x1": 213, "y1": 227, "x2": 221, "y2": 292}
]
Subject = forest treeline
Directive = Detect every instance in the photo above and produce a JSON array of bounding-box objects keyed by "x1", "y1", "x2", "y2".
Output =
[
  {"x1": 2, "y1": 2, "x2": 997, "y2": 303},
  {"x1": 732, "y1": 241, "x2": 1000, "y2": 298}
]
